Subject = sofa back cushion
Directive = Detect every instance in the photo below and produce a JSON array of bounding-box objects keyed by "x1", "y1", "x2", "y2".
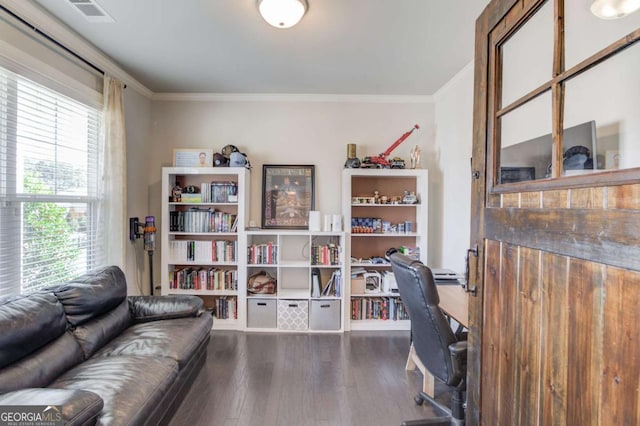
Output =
[
  {"x1": 0, "y1": 292, "x2": 67, "y2": 369},
  {"x1": 48, "y1": 265, "x2": 128, "y2": 326},
  {"x1": 72, "y1": 299, "x2": 132, "y2": 359},
  {"x1": 0, "y1": 332, "x2": 84, "y2": 392}
]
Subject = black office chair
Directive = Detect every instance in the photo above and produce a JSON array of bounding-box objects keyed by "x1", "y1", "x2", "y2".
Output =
[{"x1": 388, "y1": 250, "x2": 467, "y2": 425}]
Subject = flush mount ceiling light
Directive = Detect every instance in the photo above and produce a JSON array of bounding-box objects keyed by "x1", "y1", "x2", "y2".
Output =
[
  {"x1": 590, "y1": 0, "x2": 640, "y2": 19},
  {"x1": 258, "y1": 0, "x2": 307, "y2": 29}
]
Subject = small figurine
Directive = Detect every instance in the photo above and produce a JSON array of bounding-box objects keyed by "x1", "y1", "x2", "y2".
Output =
[
  {"x1": 171, "y1": 185, "x2": 182, "y2": 202},
  {"x1": 402, "y1": 191, "x2": 418, "y2": 204},
  {"x1": 410, "y1": 145, "x2": 421, "y2": 169},
  {"x1": 373, "y1": 190, "x2": 380, "y2": 204}
]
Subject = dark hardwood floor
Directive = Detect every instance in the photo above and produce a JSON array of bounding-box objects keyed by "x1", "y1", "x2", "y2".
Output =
[{"x1": 169, "y1": 331, "x2": 452, "y2": 426}]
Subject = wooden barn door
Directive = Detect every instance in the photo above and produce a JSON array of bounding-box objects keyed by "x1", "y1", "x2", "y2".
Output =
[{"x1": 468, "y1": 1, "x2": 640, "y2": 425}]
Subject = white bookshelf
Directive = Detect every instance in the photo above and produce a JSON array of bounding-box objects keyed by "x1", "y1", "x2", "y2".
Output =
[
  {"x1": 342, "y1": 168, "x2": 429, "y2": 331},
  {"x1": 160, "y1": 167, "x2": 250, "y2": 330},
  {"x1": 245, "y1": 230, "x2": 346, "y2": 332}
]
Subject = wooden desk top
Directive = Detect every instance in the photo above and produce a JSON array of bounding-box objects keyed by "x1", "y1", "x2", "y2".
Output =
[{"x1": 437, "y1": 284, "x2": 469, "y2": 327}]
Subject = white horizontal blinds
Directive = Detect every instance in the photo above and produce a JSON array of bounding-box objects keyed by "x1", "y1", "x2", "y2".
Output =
[
  {"x1": 16, "y1": 77, "x2": 99, "y2": 197},
  {"x1": 0, "y1": 65, "x2": 101, "y2": 297}
]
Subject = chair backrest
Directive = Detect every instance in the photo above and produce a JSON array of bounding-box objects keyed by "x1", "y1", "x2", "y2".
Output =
[{"x1": 389, "y1": 252, "x2": 462, "y2": 387}]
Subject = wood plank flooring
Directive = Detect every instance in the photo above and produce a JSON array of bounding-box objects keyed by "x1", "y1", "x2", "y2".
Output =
[{"x1": 169, "y1": 331, "x2": 451, "y2": 426}]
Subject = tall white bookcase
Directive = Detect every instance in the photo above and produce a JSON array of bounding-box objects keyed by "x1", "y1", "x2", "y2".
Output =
[
  {"x1": 160, "y1": 167, "x2": 250, "y2": 330},
  {"x1": 342, "y1": 168, "x2": 429, "y2": 331}
]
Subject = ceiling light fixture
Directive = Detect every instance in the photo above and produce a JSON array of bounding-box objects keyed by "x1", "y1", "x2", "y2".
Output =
[
  {"x1": 258, "y1": 0, "x2": 307, "y2": 29},
  {"x1": 590, "y1": 0, "x2": 640, "y2": 19}
]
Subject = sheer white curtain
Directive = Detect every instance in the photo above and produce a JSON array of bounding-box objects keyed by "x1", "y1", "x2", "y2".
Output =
[{"x1": 100, "y1": 75, "x2": 127, "y2": 267}]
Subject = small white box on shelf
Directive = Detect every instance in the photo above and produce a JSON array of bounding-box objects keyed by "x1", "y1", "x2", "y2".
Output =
[
  {"x1": 310, "y1": 300, "x2": 341, "y2": 330},
  {"x1": 277, "y1": 299, "x2": 308, "y2": 330},
  {"x1": 247, "y1": 298, "x2": 277, "y2": 328}
]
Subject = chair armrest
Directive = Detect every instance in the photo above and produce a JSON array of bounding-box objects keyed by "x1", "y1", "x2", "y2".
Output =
[
  {"x1": 128, "y1": 295, "x2": 204, "y2": 323},
  {"x1": 0, "y1": 388, "x2": 103, "y2": 426},
  {"x1": 448, "y1": 340, "x2": 468, "y2": 385}
]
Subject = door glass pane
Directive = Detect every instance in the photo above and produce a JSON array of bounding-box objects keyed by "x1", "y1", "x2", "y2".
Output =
[
  {"x1": 499, "y1": 91, "x2": 552, "y2": 183},
  {"x1": 565, "y1": 0, "x2": 640, "y2": 70},
  {"x1": 501, "y1": 1, "x2": 553, "y2": 107},
  {"x1": 564, "y1": 42, "x2": 640, "y2": 171}
]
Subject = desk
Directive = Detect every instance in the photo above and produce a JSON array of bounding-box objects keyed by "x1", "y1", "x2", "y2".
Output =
[
  {"x1": 436, "y1": 284, "x2": 469, "y2": 327},
  {"x1": 406, "y1": 284, "x2": 469, "y2": 397}
]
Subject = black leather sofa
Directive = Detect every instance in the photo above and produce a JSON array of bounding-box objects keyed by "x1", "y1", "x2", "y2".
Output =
[{"x1": 0, "y1": 265, "x2": 212, "y2": 425}]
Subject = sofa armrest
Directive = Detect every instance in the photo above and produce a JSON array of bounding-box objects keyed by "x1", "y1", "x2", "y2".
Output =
[
  {"x1": 128, "y1": 295, "x2": 204, "y2": 323},
  {"x1": 0, "y1": 388, "x2": 103, "y2": 426}
]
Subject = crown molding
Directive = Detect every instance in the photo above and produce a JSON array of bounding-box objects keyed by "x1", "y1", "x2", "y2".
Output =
[
  {"x1": 152, "y1": 92, "x2": 434, "y2": 103},
  {"x1": 1, "y1": 0, "x2": 153, "y2": 98},
  {"x1": 433, "y1": 61, "x2": 474, "y2": 103}
]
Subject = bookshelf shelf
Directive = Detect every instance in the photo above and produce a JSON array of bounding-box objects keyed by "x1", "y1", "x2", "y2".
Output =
[{"x1": 342, "y1": 168, "x2": 429, "y2": 331}]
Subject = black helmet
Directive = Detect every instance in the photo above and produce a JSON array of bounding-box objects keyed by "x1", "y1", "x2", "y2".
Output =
[{"x1": 213, "y1": 152, "x2": 228, "y2": 167}]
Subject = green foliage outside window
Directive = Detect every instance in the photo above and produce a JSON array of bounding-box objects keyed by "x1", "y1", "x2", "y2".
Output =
[{"x1": 22, "y1": 172, "x2": 81, "y2": 292}]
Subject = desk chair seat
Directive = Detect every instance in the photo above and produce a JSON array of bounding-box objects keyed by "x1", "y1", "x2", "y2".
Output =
[{"x1": 388, "y1": 251, "x2": 467, "y2": 425}]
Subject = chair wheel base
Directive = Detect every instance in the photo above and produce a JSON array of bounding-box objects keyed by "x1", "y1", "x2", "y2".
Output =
[{"x1": 414, "y1": 395, "x2": 424, "y2": 406}]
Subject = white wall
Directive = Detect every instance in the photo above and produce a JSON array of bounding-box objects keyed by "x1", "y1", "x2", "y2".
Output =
[
  {"x1": 124, "y1": 88, "x2": 152, "y2": 295},
  {"x1": 147, "y1": 98, "x2": 435, "y2": 275},
  {"x1": 433, "y1": 63, "x2": 474, "y2": 274}
]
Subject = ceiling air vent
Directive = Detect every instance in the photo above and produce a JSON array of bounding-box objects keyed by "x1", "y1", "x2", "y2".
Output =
[{"x1": 67, "y1": 0, "x2": 115, "y2": 23}]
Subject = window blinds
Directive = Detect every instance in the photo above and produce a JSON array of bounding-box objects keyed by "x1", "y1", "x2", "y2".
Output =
[{"x1": 0, "y1": 66, "x2": 102, "y2": 297}]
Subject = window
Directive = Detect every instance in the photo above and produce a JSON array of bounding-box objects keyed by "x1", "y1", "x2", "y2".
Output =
[
  {"x1": 491, "y1": 0, "x2": 640, "y2": 189},
  {"x1": 0, "y1": 65, "x2": 103, "y2": 297}
]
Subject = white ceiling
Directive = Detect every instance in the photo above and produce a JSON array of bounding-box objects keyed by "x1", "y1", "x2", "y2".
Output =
[{"x1": 31, "y1": 0, "x2": 489, "y2": 95}]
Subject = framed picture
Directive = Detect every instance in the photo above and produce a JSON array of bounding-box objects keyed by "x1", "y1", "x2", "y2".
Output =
[
  {"x1": 262, "y1": 165, "x2": 315, "y2": 229},
  {"x1": 173, "y1": 149, "x2": 214, "y2": 167},
  {"x1": 499, "y1": 166, "x2": 535, "y2": 184},
  {"x1": 605, "y1": 150, "x2": 620, "y2": 169}
]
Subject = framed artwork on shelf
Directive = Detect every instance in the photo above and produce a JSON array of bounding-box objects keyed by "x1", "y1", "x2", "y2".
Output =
[
  {"x1": 261, "y1": 165, "x2": 315, "y2": 229},
  {"x1": 605, "y1": 150, "x2": 620, "y2": 169},
  {"x1": 173, "y1": 149, "x2": 214, "y2": 167}
]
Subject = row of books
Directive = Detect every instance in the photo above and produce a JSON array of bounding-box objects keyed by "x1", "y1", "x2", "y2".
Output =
[
  {"x1": 212, "y1": 296, "x2": 237, "y2": 320},
  {"x1": 310, "y1": 244, "x2": 341, "y2": 266},
  {"x1": 312, "y1": 269, "x2": 342, "y2": 297},
  {"x1": 247, "y1": 242, "x2": 278, "y2": 264},
  {"x1": 169, "y1": 209, "x2": 238, "y2": 233},
  {"x1": 350, "y1": 297, "x2": 410, "y2": 321},
  {"x1": 169, "y1": 267, "x2": 237, "y2": 290},
  {"x1": 169, "y1": 240, "x2": 237, "y2": 263},
  {"x1": 201, "y1": 182, "x2": 238, "y2": 204}
]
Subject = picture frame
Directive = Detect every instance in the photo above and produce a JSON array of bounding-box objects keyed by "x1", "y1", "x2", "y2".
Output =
[
  {"x1": 605, "y1": 150, "x2": 620, "y2": 170},
  {"x1": 499, "y1": 166, "x2": 535, "y2": 184},
  {"x1": 173, "y1": 149, "x2": 214, "y2": 167},
  {"x1": 261, "y1": 165, "x2": 315, "y2": 229}
]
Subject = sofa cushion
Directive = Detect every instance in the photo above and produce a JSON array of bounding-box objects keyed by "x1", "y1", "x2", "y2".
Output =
[
  {"x1": 0, "y1": 332, "x2": 84, "y2": 393},
  {"x1": 94, "y1": 314, "x2": 212, "y2": 368},
  {"x1": 47, "y1": 265, "x2": 127, "y2": 327},
  {"x1": 50, "y1": 355, "x2": 178, "y2": 426},
  {"x1": 0, "y1": 388, "x2": 103, "y2": 426},
  {"x1": 72, "y1": 299, "x2": 132, "y2": 359},
  {"x1": 0, "y1": 292, "x2": 67, "y2": 369}
]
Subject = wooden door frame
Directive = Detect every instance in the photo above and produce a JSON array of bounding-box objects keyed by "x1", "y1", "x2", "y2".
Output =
[{"x1": 468, "y1": 2, "x2": 522, "y2": 423}]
